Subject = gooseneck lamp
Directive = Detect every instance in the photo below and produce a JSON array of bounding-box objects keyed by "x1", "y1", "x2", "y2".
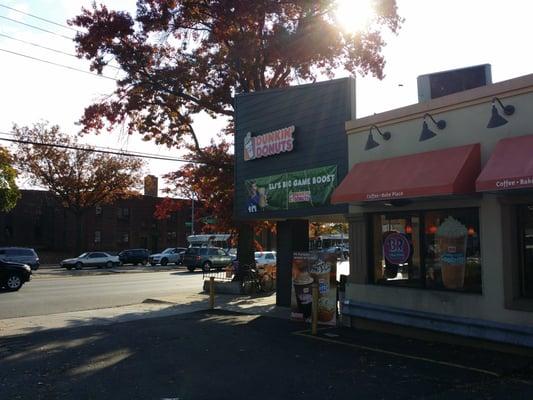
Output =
[
  {"x1": 486, "y1": 97, "x2": 515, "y2": 128},
  {"x1": 419, "y1": 113, "x2": 446, "y2": 142},
  {"x1": 364, "y1": 124, "x2": 391, "y2": 151}
]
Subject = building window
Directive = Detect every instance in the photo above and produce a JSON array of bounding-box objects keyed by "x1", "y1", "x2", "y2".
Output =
[
  {"x1": 95, "y1": 205, "x2": 102, "y2": 215},
  {"x1": 117, "y1": 207, "x2": 130, "y2": 219},
  {"x1": 122, "y1": 233, "x2": 129, "y2": 243},
  {"x1": 370, "y1": 207, "x2": 481, "y2": 293},
  {"x1": 517, "y1": 205, "x2": 533, "y2": 298},
  {"x1": 94, "y1": 231, "x2": 101, "y2": 243}
]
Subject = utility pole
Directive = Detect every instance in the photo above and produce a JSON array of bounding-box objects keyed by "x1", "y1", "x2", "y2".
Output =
[{"x1": 191, "y1": 194, "x2": 195, "y2": 236}]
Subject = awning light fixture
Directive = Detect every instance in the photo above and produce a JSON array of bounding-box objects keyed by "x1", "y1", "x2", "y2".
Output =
[
  {"x1": 486, "y1": 97, "x2": 515, "y2": 128},
  {"x1": 364, "y1": 124, "x2": 391, "y2": 151},
  {"x1": 419, "y1": 113, "x2": 446, "y2": 142}
]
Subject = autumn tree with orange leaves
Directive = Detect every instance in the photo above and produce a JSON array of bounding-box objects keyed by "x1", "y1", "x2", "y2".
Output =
[
  {"x1": 13, "y1": 122, "x2": 145, "y2": 253},
  {"x1": 69, "y1": 1, "x2": 402, "y2": 235}
]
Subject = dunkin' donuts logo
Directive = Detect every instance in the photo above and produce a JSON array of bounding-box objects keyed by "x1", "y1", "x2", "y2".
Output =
[{"x1": 244, "y1": 126, "x2": 295, "y2": 161}]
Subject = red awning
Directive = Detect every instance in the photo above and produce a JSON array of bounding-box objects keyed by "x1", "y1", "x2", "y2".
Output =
[
  {"x1": 331, "y1": 143, "x2": 481, "y2": 203},
  {"x1": 476, "y1": 135, "x2": 533, "y2": 192}
]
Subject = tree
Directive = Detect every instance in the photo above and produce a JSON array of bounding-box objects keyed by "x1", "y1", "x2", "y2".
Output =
[
  {"x1": 0, "y1": 147, "x2": 20, "y2": 212},
  {"x1": 70, "y1": 1, "x2": 401, "y2": 150},
  {"x1": 12, "y1": 122, "x2": 145, "y2": 253},
  {"x1": 69, "y1": 1, "x2": 401, "y2": 239}
]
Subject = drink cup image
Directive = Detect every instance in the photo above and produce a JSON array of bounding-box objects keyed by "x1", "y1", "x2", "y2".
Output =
[
  {"x1": 244, "y1": 132, "x2": 254, "y2": 161},
  {"x1": 436, "y1": 216, "x2": 468, "y2": 289},
  {"x1": 293, "y1": 273, "x2": 314, "y2": 319},
  {"x1": 257, "y1": 187, "x2": 267, "y2": 208},
  {"x1": 309, "y1": 259, "x2": 331, "y2": 295}
]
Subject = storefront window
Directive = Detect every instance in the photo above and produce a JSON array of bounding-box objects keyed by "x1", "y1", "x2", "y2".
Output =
[
  {"x1": 371, "y1": 208, "x2": 481, "y2": 293},
  {"x1": 518, "y1": 205, "x2": 533, "y2": 298}
]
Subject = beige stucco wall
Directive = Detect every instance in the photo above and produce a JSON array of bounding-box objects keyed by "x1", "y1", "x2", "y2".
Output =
[{"x1": 343, "y1": 73, "x2": 533, "y2": 328}]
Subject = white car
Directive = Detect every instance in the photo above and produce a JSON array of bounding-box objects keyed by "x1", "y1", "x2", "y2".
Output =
[
  {"x1": 254, "y1": 251, "x2": 276, "y2": 266},
  {"x1": 60, "y1": 252, "x2": 119, "y2": 270},
  {"x1": 149, "y1": 247, "x2": 187, "y2": 266}
]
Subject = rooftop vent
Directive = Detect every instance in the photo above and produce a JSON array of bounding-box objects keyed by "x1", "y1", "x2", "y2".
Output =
[{"x1": 417, "y1": 64, "x2": 492, "y2": 102}]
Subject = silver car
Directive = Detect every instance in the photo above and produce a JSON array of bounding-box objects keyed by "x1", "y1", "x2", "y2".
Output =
[{"x1": 0, "y1": 247, "x2": 40, "y2": 270}]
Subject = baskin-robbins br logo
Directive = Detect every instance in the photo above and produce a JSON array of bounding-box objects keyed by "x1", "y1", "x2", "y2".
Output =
[{"x1": 244, "y1": 126, "x2": 295, "y2": 161}]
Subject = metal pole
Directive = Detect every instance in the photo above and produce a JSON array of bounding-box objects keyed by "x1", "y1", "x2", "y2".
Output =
[
  {"x1": 209, "y1": 276, "x2": 215, "y2": 309},
  {"x1": 311, "y1": 282, "x2": 319, "y2": 335},
  {"x1": 191, "y1": 195, "x2": 195, "y2": 236}
]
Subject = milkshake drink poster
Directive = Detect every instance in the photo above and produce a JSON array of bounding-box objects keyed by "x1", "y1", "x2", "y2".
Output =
[
  {"x1": 436, "y1": 216, "x2": 468, "y2": 289},
  {"x1": 291, "y1": 252, "x2": 337, "y2": 326}
]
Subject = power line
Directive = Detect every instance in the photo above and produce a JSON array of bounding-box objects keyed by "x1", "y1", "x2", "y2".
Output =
[
  {"x1": 0, "y1": 32, "x2": 120, "y2": 70},
  {"x1": 0, "y1": 14, "x2": 73, "y2": 40},
  {"x1": 0, "y1": 3, "x2": 80, "y2": 33},
  {"x1": 0, "y1": 47, "x2": 118, "y2": 81},
  {"x1": 0, "y1": 132, "x2": 201, "y2": 164}
]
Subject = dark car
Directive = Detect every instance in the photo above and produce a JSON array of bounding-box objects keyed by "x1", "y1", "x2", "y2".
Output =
[
  {"x1": 0, "y1": 247, "x2": 40, "y2": 270},
  {"x1": 182, "y1": 247, "x2": 232, "y2": 272},
  {"x1": 118, "y1": 249, "x2": 150, "y2": 266},
  {"x1": 0, "y1": 260, "x2": 31, "y2": 291}
]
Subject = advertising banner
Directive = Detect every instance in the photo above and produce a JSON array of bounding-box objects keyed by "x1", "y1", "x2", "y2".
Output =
[
  {"x1": 291, "y1": 252, "x2": 337, "y2": 326},
  {"x1": 245, "y1": 165, "x2": 337, "y2": 213}
]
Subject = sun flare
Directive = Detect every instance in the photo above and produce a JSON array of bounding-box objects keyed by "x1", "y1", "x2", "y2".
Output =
[{"x1": 334, "y1": 0, "x2": 376, "y2": 34}]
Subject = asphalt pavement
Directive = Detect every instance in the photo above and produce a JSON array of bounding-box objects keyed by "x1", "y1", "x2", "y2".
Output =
[
  {"x1": 1, "y1": 309, "x2": 533, "y2": 400},
  {"x1": 0, "y1": 270, "x2": 203, "y2": 319}
]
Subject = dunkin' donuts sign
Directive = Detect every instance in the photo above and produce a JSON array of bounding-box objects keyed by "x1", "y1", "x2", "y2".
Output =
[{"x1": 244, "y1": 126, "x2": 295, "y2": 161}]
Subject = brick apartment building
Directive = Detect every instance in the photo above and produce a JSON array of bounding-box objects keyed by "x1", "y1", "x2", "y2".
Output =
[{"x1": 0, "y1": 178, "x2": 193, "y2": 262}]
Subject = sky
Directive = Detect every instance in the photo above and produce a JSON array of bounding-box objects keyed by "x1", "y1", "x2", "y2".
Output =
[{"x1": 1, "y1": 0, "x2": 533, "y2": 194}]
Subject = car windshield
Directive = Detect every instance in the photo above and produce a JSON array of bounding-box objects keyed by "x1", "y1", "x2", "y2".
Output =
[
  {"x1": 78, "y1": 253, "x2": 88, "y2": 258},
  {"x1": 162, "y1": 248, "x2": 174, "y2": 254}
]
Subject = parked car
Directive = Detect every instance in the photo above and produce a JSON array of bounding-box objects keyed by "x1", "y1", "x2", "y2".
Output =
[
  {"x1": 322, "y1": 246, "x2": 349, "y2": 260},
  {"x1": 0, "y1": 259, "x2": 31, "y2": 291},
  {"x1": 0, "y1": 247, "x2": 40, "y2": 270},
  {"x1": 149, "y1": 247, "x2": 187, "y2": 266},
  {"x1": 182, "y1": 247, "x2": 232, "y2": 272},
  {"x1": 118, "y1": 248, "x2": 150, "y2": 266},
  {"x1": 227, "y1": 248, "x2": 237, "y2": 261},
  {"x1": 254, "y1": 251, "x2": 276, "y2": 266},
  {"x1": 60, "y1": 252, "x2": 119, "y2": 270}
]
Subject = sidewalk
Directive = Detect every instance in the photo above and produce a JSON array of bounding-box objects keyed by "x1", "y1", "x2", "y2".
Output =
[{"x1": 0, "y1": 290, "x2": 284, "y2": 337}]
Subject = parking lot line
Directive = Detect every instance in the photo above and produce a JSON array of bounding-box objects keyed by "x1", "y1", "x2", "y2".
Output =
[{"x1": 292, "y1": 330, "x2": 501, "y2": 377}]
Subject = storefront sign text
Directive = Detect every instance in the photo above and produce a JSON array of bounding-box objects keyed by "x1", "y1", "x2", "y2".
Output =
[
  {"x1": 366, "y1": 191, "x2": 405, "y2": 200},
  {"x1": 494, "y1": 176, "x2": 533, "y2": 190},
  {"x1": 244, "y1": 126, "x2": 295, "y2": 161}
]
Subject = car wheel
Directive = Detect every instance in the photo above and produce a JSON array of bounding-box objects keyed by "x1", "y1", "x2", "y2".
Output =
[
  {"x1": 202, "y1": 261, "x2": 212, "y2": 272},
  {"x1": 75, "y1": 262, "x2": 83, "y2": 270},
  {"x1": 161, "y1": 258, "x2": 168, "y2": 266},
  {"x1": 175, "y1": 262, "x2": 180, "y2": 266},
  {"x1": 106, "y1": 261, "x2": 113, "y2": 268},
  {"x1": 141, "y1": 260, "x2": 148, "y2": 266},
  {"x1": 187, "y1": 266, "x2": 195, "y2": 272},
  {"x1": 66, "y1": 265, "x2": 73, "y2": 270},
  {"x1": 5, "y1": 274, "x2": 23, "y2": 291},
  {"x1": 150, "y1": 262, "x2": 156, "y2": 266},
  {"x1": 133, "y1": 262, "x2": 138, "y2": 266}
]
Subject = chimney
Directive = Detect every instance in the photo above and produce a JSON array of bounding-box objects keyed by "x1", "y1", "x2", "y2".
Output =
[{"x1": 144, "y1": 175, "x2": 158, "y2": 197}]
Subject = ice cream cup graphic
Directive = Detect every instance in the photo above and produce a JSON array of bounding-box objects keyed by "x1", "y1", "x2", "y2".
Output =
[{"x1": 436, "y1": 216, "x2": 468, "y2": 289}]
